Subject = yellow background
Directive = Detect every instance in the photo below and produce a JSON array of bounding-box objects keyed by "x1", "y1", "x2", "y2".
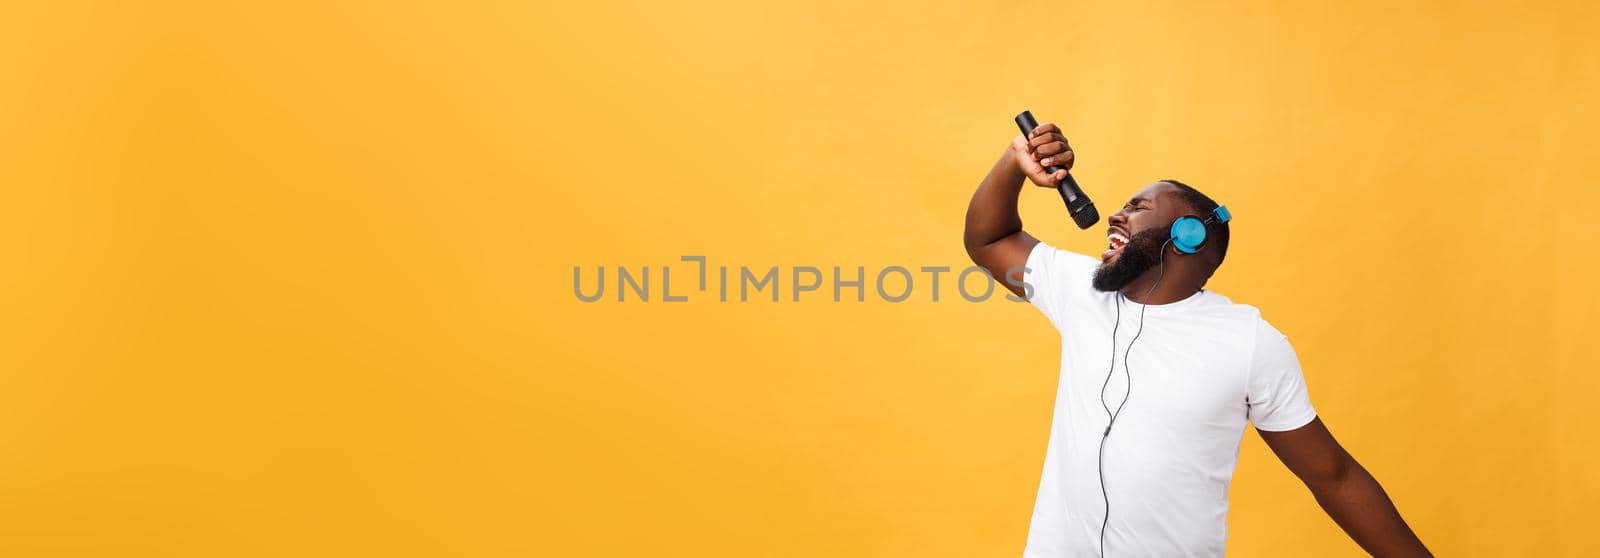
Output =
[{"x1": 3, "y1": 1, "x2": 1596, "y2": 556}]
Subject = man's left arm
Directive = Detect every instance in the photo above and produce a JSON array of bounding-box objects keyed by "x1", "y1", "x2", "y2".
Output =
[{"x1": 1258, "y1": 418, "x2": 1432, "y2": 557}]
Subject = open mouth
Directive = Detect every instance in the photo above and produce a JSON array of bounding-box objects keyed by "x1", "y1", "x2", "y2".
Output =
[{"x1": 1102, "y1": 228, "x2": 1129, "y2": 262}]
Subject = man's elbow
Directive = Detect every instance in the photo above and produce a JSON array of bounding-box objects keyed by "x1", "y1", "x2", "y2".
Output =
[
  {"x1": 1304, "y1": 455, "x2": 1359, "y2": 494},
  {"x1": 962, "y1": 226, "x2": 995, "y2": 265},
  {"x1": 964, "y1": 234, "x2": 1010, "y2": 272},
  {"x1": 963, "y1": 235, "x2": 987, "y2": 266}
]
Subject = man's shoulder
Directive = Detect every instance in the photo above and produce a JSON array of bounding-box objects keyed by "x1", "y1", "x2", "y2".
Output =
[
  {"x1": 1205, "y1": 296, "x2": 1294, "y2": 350},
  {"x1": 1193, "y1": 290, "x2": 1260, "y2": 318},
  {"x1": 1027, "y1": 241, "x2": 1101, "y2": 273},
  {"x1": 1025, "y1": 242, "x2": 1102, "y2": 296},
  {"x1": 1189, "y1": 291, "x2": 1282, "y2": 338}
]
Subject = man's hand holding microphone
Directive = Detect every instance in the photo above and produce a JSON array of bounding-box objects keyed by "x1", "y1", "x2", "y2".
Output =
[{"x1": 1013, "y1": 122, "x2": 1075, "y2": 190}]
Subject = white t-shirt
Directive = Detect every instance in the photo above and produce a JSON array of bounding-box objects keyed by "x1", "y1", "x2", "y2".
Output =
[{"x1": 1021, "y1": 242, "x2": 1317, "y2": 558}]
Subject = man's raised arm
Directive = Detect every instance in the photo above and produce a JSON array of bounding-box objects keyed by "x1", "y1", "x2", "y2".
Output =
[{"x1": 963, "y1": 123, "x2": 1074, "y2": 297}]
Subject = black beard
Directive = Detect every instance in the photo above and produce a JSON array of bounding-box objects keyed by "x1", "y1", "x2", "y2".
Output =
[{"x1": 1092, "y1": 228, "x2": 1166, "y2": 292}]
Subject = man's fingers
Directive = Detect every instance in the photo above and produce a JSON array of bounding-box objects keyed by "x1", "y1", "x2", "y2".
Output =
[
  {"x1": 1034, "y1": 141, "x2": 1071, "y2": 157},
  {"x1": 1029, "y1": 131, "x2": 1066, "y2": 148},
  {"x1": 1032, "y1": 169, "x2": 1067, "y2": 188},
  {"x1": 1015, "y1": 127, "x2": 1074, "y2": 187},
  {"x1": 1039, "y1": 150, "x2": 1076, "y2": 169}
]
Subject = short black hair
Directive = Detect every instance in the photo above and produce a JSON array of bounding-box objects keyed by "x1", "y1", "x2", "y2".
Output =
[{"x1": 1159, "y1": 179, "x2": 1229, "y2": 265}]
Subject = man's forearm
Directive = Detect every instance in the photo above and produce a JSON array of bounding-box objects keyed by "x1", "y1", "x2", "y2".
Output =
[
  {"x1": 1310, "y1": 462, "x2": 1431, "y2": 557},
  {"x1": 963, "y1": 147, "x2": 1027, "y2": 256}
]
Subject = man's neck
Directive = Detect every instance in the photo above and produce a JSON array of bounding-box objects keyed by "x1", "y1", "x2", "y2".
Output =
[{"x1": 1119, "y1": 269, "x2": 1204, "y2": 305}]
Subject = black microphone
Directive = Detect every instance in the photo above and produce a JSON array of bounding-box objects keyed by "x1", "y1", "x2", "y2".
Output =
[{"x1": 1015, "y1": 110, "x2": 1100, "y2": 229}]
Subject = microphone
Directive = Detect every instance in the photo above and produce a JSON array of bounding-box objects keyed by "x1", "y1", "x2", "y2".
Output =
[{"x1": 1015, "y1": 110, "x2": 1100, "y2": 229}]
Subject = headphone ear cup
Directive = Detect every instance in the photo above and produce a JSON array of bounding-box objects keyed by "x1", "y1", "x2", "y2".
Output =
[{"x1": 1170, "y1": 216, "x2": 1207, "y2": 254}]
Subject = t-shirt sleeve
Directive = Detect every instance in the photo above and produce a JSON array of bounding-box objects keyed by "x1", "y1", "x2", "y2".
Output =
[
  {"x1": 1022, "y1": 241, "x2": 1099, "y2": 331},
  {"x1": 1246, "y1": 319, "x2": 1318, "y2": 432}
]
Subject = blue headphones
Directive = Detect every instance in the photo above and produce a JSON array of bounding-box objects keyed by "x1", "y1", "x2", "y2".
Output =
[{"x1": 1169, "y1": 205, "x2": 1232, "y2": 254}]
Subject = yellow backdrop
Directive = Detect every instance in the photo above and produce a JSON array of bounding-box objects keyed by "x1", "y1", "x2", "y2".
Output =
[{"x1": 3, "y1": 1, "x2": 1596, "y2": 556}]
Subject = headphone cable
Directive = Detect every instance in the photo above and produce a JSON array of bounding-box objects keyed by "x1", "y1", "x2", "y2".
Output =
[{"x1": 1097, "y1": 238, "x2": 1171, "y2": 557}]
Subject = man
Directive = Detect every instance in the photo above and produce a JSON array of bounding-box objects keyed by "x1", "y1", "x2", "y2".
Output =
[{"x1": 963, "y1": 122, "x2": 1430, "y2": 557}]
